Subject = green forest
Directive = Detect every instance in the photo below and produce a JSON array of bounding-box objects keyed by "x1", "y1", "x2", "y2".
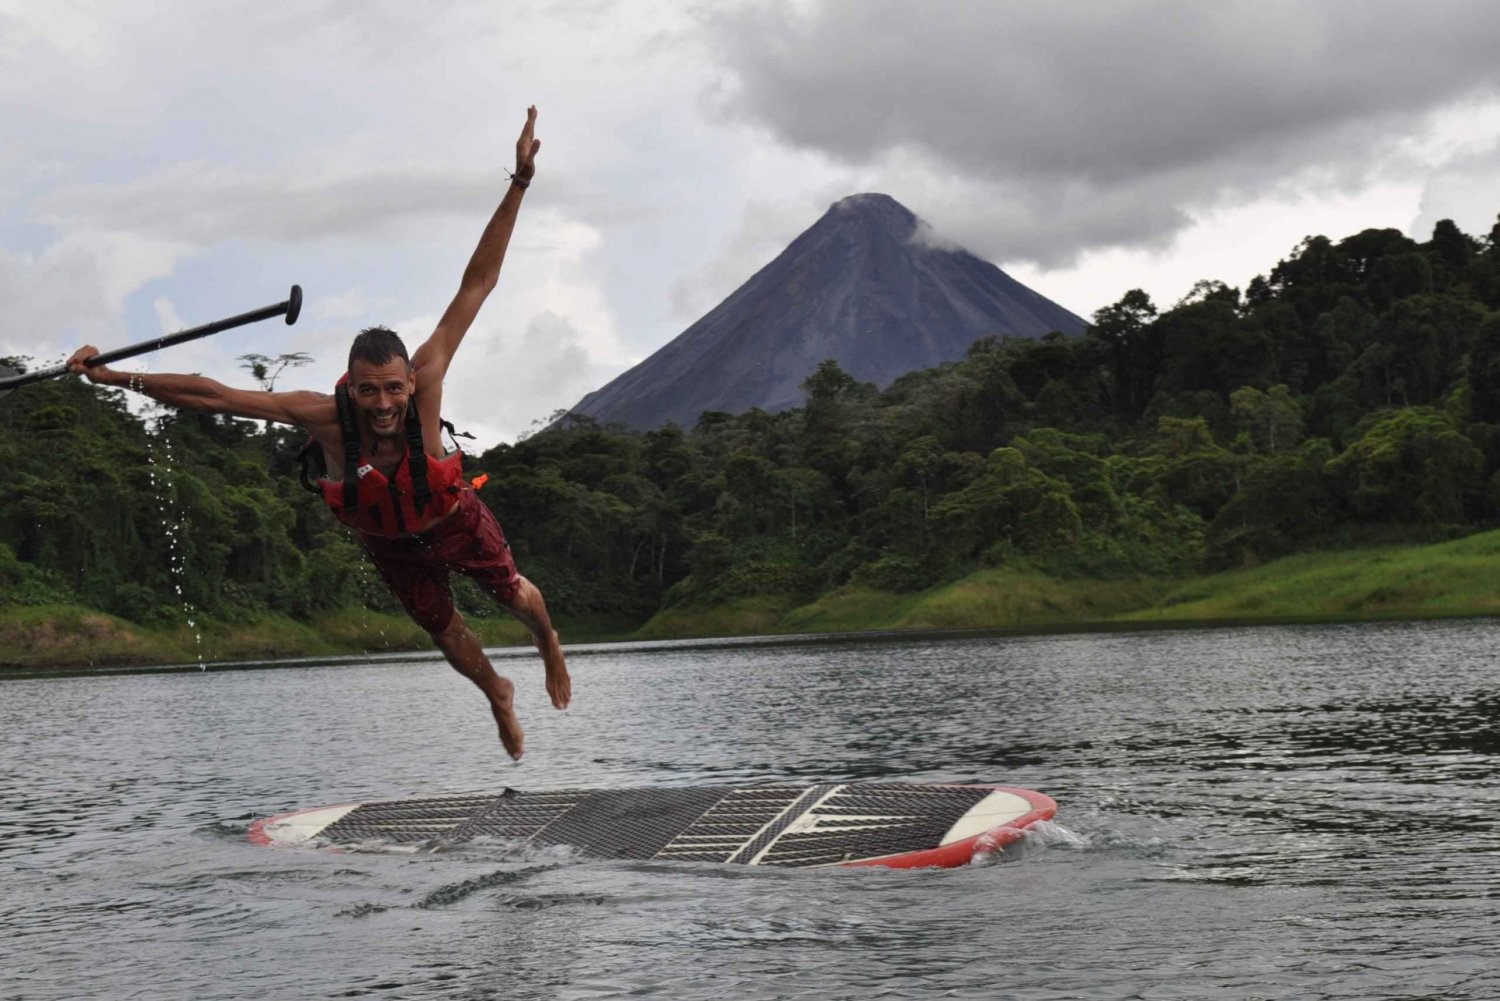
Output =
[{"x1": 5, "y1": 213, "x2": 1500, "y2": 661}]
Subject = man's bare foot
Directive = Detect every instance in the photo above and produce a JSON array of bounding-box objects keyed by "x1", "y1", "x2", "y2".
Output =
[
  {"x1": 490, "y1": 676, "x2": 525, "y2": 760},
  {"x1": 539, "y1": 629, "x2": 571, "y2": 709}
]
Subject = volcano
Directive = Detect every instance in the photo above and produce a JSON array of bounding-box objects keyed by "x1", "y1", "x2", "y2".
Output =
[{"x1": 569, "y1": 193, "x2": 1087, "y2": 430}]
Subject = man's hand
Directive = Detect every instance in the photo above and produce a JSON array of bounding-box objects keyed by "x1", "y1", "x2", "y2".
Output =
[
  {"x1": 514, "y1": 105, "x2": 540, "y2": 183},
  {"x1": 66, "y1": 346, "x2": 120, "y2": 385}
]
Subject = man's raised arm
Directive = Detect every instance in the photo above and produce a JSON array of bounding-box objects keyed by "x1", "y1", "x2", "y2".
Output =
[
  {"x1": 411, "y1": 105, "x2": 541, "y2": 386},
  {"x1": 65, "y1": 346, "x2": 334, "y2": 430}
]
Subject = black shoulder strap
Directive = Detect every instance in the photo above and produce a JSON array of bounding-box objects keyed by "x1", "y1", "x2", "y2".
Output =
[
  {"x1": 296, "y1": 439, "x2": 325, "y2": 495},
  {"x1": 334, "y1": 383, "x2": 361, "y2": 514},
  {"x1": 405, "y1": 397, "x2": 432, "y2": 512}
]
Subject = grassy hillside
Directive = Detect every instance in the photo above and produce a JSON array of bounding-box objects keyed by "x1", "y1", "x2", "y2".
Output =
[
  {"x1": 0, "y1": 605, "x2": 532, "y2": 671},
  {"x1": 8, "y1": 530, "x2": 1500, "y2": 670},
  {"x1": 777, "y1": 572, "x2": 1167, "y2": 633},
  {"x1": 1122, "y1": 530, "x2": 1500, "y2": 623},
  {"x1": 638, "y1": 530, "x2": 1500, "y2": 638}
]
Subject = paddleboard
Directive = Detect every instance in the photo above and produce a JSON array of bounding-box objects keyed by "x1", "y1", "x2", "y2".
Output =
[{"x1": 249, "y1": 782, "x2": 1056, "y2": 869}]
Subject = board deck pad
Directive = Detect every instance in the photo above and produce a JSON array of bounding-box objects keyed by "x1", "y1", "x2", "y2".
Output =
[{"x1": 251, "y1": 783, "x2": 1056, "y2": 869}]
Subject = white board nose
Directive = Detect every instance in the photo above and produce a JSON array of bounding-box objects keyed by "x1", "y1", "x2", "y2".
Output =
[
  {"x1": 939, "y1": 790, "x2": 1038, "y2": 845},
  {"x1": 257, "y1": 804, "x2": 358, "y2": 846}
]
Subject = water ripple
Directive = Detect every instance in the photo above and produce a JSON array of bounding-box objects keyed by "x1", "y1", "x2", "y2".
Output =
[{"x1": 4, "y1": 619, "x2": 1500, "y2": 999}]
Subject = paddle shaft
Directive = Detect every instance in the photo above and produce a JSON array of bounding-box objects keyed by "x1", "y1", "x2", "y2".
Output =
[{"x1": 0, "y1": 285, "x2": 302, "y2": 393}]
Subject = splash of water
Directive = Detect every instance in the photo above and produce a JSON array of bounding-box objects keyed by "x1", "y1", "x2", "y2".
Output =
[
  {"x1": 969, "y1": 818, "x2": 1090, "y2": 867},
  {"x1": 354, "y1": 555, "x2": 387, "y2": 651},
  {"x1": 136, "y1": 374, "x2": 206, "y2": 671},
  {"x1": 1022, "y1": 819, "x2": 1090, "y2": 848}
]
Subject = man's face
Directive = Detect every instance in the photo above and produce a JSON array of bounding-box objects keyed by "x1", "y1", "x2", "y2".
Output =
[{"x1": 349, "y1": 357, "x2": 415, "y2": 440}]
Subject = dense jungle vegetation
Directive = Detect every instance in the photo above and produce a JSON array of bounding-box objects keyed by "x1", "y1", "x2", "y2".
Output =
[{"x1": 4, "y1": 214, "x2": 1500, "y2": 634}]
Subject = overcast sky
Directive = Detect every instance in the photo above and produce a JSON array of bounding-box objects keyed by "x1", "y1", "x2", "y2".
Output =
[{"x1": 4, "y1": 0, "x2": 1500, "y2": 445}]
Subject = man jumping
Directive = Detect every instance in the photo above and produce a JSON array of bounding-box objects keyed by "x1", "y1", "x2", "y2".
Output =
[{"x1": 66, "y1": 106, "x2": 567, "y2": 760}]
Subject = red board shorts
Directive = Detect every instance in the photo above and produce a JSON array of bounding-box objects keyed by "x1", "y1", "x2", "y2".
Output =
[{"x1": 358, "y1": 489, "x2": 521, "y2": 634}]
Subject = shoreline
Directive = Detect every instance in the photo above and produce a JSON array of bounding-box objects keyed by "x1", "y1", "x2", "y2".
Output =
[
  {"x1": 3, "y1": 608, "x2": 1496, "y2": 680},
  {"x1": 7, "y1": 528, "x2": 1500, "y2": 675}
]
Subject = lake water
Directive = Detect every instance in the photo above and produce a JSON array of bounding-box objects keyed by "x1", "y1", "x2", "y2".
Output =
[{"x1": 3, "y1": 621, "x2": 1498, "y2": 1000}]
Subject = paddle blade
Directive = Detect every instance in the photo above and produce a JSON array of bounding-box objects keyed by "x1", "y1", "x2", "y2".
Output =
[{"x1": 285, "y1": 284, "x2": 303, "y2": 325}]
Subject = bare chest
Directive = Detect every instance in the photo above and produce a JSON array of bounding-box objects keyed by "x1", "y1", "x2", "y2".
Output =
[{"x1": 319, "y1": 440, "x2": 416, "y2": 484}]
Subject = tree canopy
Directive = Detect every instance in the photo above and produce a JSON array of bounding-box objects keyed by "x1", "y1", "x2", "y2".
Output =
[{"x1": 5, "y1": 213, "x2": 1500, "y2": 627}]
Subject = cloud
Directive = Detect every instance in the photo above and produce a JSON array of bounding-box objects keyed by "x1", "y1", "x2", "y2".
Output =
[
  {"x1": 0, "y1": 231, "x2": 188, "y2": 363},
  {"x1": 152, "y1": 296, "x2": 184, "y2": 333},
  {"x1": 40, "y1": 163, "x2": 510, "y2": 246},
  {"x1": 399, "y1": 207, "x2": 635, "y2": 443},
  {"x1": 1411, "y1": 138, "x2": 1500, "y2": 243},
  {"x1": 670, "y1": 193, "x2": 842, "y2": 321},
  {"x1": 442, "y1": 311, "x2": 628, "y2": 446},
  {"x1": 701, "y1": 0, "x2": 1500, "y2": 265},
  {"x1": 315, "y1": 286, "x2": 396, "y2": 322}
]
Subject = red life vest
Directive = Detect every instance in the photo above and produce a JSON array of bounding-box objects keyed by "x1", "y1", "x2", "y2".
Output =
[
  {"x1": 318, "y1": 447, "x2": 467, "y2": 537},
  {"x1": 312, "y1": 374, "x2": 470, "y2": 537}
]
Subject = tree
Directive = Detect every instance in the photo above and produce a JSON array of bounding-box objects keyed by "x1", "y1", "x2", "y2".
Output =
[
  {"x1": 931, "y1": 447, "x2": 1081, "y2": 562},
  {"x1": 801, "y1": 359, "x2": 871, "y2": 487},
  {"x1": 1327, "y1": 409, "x2": 1482, "y2": 524},
  {"x1": 1090, "y1": 289, "x2": 1159, "y2": 419},
  {"x1": 237, "y1": 352, "x2": 313, "y2": 393},
  {"x1": 1230, "y1": 385, "x2": 1304, "y2": 453},
  {"x1": 1207, "y1": 439, "x2": 1335, "y2": 566},
  {"x1": 1468, "y1": 315, "x2": 1500, "y2": 425}
]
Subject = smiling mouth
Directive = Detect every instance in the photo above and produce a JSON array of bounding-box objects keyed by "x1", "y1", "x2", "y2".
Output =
[{"x1": 371, "y1": 411, "x2": 400, "y2": 432}]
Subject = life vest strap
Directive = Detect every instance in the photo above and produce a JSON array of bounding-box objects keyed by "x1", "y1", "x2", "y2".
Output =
[
  {"x1": 404, "y1": 401, "x2": 432, "y2": 513},
  {"x1": 334, "y1": 383, "x2": 362, "y2": 515},
  {"x1": 302, "y1": 375, "x2": 469, "y2": 535}
]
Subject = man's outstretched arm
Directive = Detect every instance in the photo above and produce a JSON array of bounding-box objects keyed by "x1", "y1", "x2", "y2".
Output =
[
  {"x1": 65, "y1": 347, "x2": 334, "y2": 429},
  {"x1": 411, "y1": 105, "x2": 541, "y2": 387}
]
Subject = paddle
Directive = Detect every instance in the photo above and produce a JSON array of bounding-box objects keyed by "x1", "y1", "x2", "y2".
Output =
[{"x1": 0, "y1": 284, "x2": 303, "y2": 401}]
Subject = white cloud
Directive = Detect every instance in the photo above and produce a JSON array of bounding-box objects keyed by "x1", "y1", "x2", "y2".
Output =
[
  {"x1": 0, "y1": 230, "x2": 188, "y2": 363},
  {"x1": 152, "y1": 296, "x2": 183, "y2": 333},
  {"x1": 1004, "y1": 179, "x2": 1428, "y2": 319},
  {"x1": 1, "y1": 0, "x2": 713, "y2": 434},
  {"x1": 42, "y1": 163, "x2": 506, "y2": 246},
  {"x1": 1411, "y1": 139, "x2": 1500, "y2": 244},
  {"x1": 7, "y1": 0, "x2": 1500, "y2": 440},
  {"x1": 671, "y1": 194, "x2": 836, "y2": 321},
  {"x1": 316, "y1": 287, "x2": 393, "y2": 322},
  {"x1": 701, "y1": 0, "x2": 1500, "y2": 265},
  {"x1": 441, "y1": 311, "x2": 627, "y2": 446},
  {"x1": 449, "y1": 207, "x2": 634, "y2": 440}
]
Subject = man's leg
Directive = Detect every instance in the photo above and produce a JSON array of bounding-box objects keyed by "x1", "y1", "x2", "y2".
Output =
[
  {"x1": 431, "y1": 610, "x2": 526, "y2": 760},
  {"x1": 363, "y1": 524, "x2": 529, "y2": 759},
  {"x1": 499, "y1": 575, "x2": 571, "y2": 710},
  {"x1": 450, "y1": 492, "x2": 571, "y2": 711}
]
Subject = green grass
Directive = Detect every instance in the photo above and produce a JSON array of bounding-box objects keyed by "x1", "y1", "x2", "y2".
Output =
[
  {"x1": 633, "y1": 595, "x2": 798, "y2": 639},
  {"x1": 778, "y1": 586, "x2": 926, "y2": 632},
  {"x1": 638, "y1": 531, "x2": 1500, "y2": 640},
  {"x1": 311, "y1": 607, "x2": 436, "y2": 652},
  {"x1": 894, "y1": 569, "x2": 1170, "y2": 630},
  {"x1": 10, "y1": 529, "x2": 1500, "y2": 669},
  {"x1": 646, "y1": 570, "x2": 1168, "y2": 638},
  {"x1": 0, "y1": 599, "x2": 649, "y2": 672},
  {"x1": 0, "y1": 604, "x2": 183, "y2": 668},
  {"x1": 1123, "y1": 529, "x2": 1500, "y2": 623},
  {"x1": 0, "y1": 605, "x2": 430, "y2": 670}
]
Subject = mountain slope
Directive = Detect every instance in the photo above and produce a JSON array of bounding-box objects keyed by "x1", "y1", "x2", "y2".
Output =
[{"x1": 571, "y1": 193, "x2": 1087, "y2": 430}]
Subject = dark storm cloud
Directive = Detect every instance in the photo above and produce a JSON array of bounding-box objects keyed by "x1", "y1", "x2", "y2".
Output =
[{"x1": 703, "y1": 0, "x2": 1500, "y2": 264}]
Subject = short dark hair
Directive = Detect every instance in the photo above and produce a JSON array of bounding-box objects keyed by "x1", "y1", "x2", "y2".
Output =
[{"x1": 348, "y1": 326, "x2": 410, "y2": 372}]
